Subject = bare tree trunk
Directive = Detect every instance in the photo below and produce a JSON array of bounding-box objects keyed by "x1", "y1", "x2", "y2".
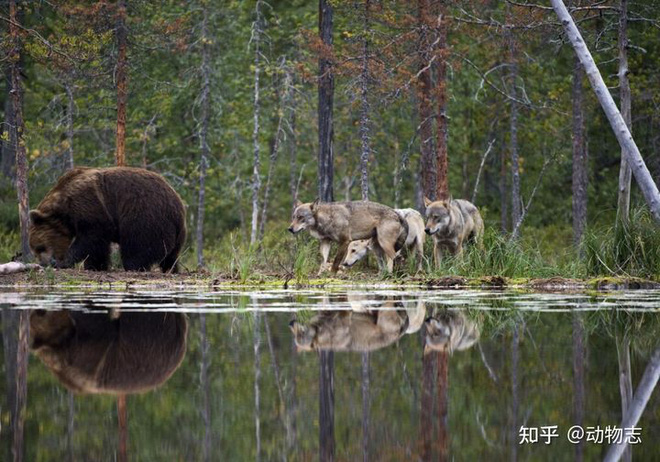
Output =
[
  {"x1": 510, "y1": 324, "x2": 519, "y2": 462},
  {"x1": 420, "y1": 349, "x2": 434, "y2": 460},
  {"x1": 289, "y1": 108, "x2": 298, "y2": 210},
  {"x1": 500, "y1": 147, "x2": 508, "y2": 233},
  {"x1": 253, "y1": 311, "x2": 262, "y2": 461},
  {"x1": 64, "y1": 81, "x2": 75, "y2": 171},
  {"x1": 200, "y1": 314, "x2": 212, "y2": 462},
  {"x1": 507, "y1": 8, "x2": 522, "y2": 239},
  {"x1": 572, "y1": 57, "x2": 588, "y2": 246},
  {"x1": 196, "y1": 5, "x2": 211, "y2": 267},
  {"x1": 551, "y1": 0, "x2": 660, "y2": 222},
  {"x1": 417, "y1": 0, "x2": 436, "y2": 201},
  {"x1": 117, "y1": 395, "x2": 128, "y2": 462},
  {"x1": 3, "y1": 310, "x2": 28, "y2": 462},
  {"x1": 9, "y1": 0, "x2": 30, "y2": 261},
  {"x1": 572, "y1": 313, "x2": 586, "y2": 462},
  {"x1": 259, "y1": 63, "x2": 292, "y2": 239},
  {"x1": 436, "y1": 351, "x2": 449, "y2": 462},
  {"x1": 616, "y1": 333, "x2": 633, "y2": 462},
  {"x1": 435, "y1": 2, "x2": 449, "y2": 202},
  {"x1": 358, "y1": 0, "x2": 371, "y2": 202},
  {"x1": 250, "y1": 2, "x2": 263, "y2": 245},
  {"x1": 318, "y1": 0, "x2": 334, "y2": 203},
  {"x1": 604, "y1": 346, "x2": 660, "y2": 462},
  {"x1": 319, "y1": 350, "x2": 335, "y2": 462},
  {"x1": 115, "y1": 0, "x2": 128, "y2": 167},
  {"x1": 1, "y1": 71, "x2": 16, "y2": 180},
  {"x1": 361, "y1": 352, "x2": 370, "y2": 462},
  {"x1": 67, "y1": 391, "x2": 75, "y2": 462},
  {"x1": 616, "y1": 0, "x2": 632, "y2": 225}
]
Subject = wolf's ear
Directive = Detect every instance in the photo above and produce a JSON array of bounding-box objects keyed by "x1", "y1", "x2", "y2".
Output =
[
  {"x1": 424, "y1": 196, "x2": 432, "y2": 207},
  {"x1": 311, "y1": 198, "x2": 320, "y2": 211},
  {"x1": 29, "y1": 210, "x2": 48, "y2": 225},
  {"x1": 294, "y1": 199, "x2": 302, "y2": 209}
]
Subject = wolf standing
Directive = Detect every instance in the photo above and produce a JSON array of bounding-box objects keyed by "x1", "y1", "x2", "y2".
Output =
[
  {"x1": 424, "y1": 197, "x2": 484, "y2": 266},
  {"x1": 288, "y1": 200, "x2": 407, "y2": 274}
]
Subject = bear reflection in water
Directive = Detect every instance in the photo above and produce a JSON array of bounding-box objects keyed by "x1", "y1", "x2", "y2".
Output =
[
  {"x1": 290, "y1": 297, "x2": 426, "y2": 352},
  {"x1": 30, "y1": 309, "x2": 187, "y2": 394}
]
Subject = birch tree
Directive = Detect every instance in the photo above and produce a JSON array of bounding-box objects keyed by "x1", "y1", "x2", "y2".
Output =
[
  {"x1": 358, "y1": 0, "x2": 371, "y2": 201},
  {"x1": 196, "y1": 3, "x2": 212, "y2": 267},
  {"x1": 250, "y1": 0, "x2": 264, "y2": 245},
  {"x1": 572, "y1": 57, "x2": 587, "y2": 246},
  {"x1": 318, "y1": 0, "x2": 334, "y2": 203},
  {"x1": 507, "y1": 4, "x2": 522, "y2": 239},
  {"x1": 616, "y1": 0, "x2": 632, "y2": 224},
  {"x1": 551, "y1": 0, "x2": 660, "y2": 223}
]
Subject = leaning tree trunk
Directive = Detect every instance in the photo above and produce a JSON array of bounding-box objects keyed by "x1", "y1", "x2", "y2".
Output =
[
  {"x1": 551, "y1": 0, "x2": 660, "y2": 223},
  {"x1": 318, "y1": 0, "x2": 334, "y2": 203},
  {"x1": 604, "y1": 346, "x2": 660, "y2": 461},
  {"x1": 572, "y1": 57, "x2": 588, "y2": 246},
  {"x1": 250, "y1": 0, "x2": 263, "y2": 245},
  {"x1": 115, "y1": 0, "x2": 128, "y2": 167},
  {"x1": 358, "y1": 0, "x2": 371, "y2": 202},
  {"x1": 9, "y1": 0, "x2": 30, "y2": 261},
  {"x1": 616, "y1": 0, "x2": 632, "y2": 225},
  {"x1": 196, "y1": 4, "x2": 211, "y2": 268},
  {"x1": 507, "y1": 6, "x2": 522, "y2": 239},
  {"x1": 434, "y1": 1, "x2": 449, "y2": 202},
  {"x1": 417, "y1": 0, "x2": 436, "y2": 201}
]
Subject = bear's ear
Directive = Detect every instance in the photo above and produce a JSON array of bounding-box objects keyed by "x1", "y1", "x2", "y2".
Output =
[
  {"x1": 424, "y1": 196, "x2": 432, "y2": 207},
  {"x1": 311, "y1": 198, "x2": 320, "y2": 211},
  {"x1": 29, "y1": 210, "x2": 48, "y2": 225}
]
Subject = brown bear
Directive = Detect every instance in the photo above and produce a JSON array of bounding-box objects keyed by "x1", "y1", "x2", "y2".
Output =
[
  {"x1": 30, "y1": 309, "x2": 188, "y2": 394},
  {"x1": 28, "y1": 167, "x2": 186, "y2": 272}
]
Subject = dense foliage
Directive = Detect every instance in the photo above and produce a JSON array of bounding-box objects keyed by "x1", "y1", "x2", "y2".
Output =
[{"x1": 1, "y1": 1, "x2": 658, "y2": 276}]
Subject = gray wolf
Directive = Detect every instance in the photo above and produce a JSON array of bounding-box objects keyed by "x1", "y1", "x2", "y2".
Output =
[
  {"x1": 424, "y1": 310, "x2": 480, "y2": 355},
  {"x1": 424, "y1": 197, "x2": 484, "y2": 266},
  {"x1": 288, "y1": 199, "x2": 407, "y2": 273},
  {"x1": 341, "y1": 208, "x2": 425, "y2": 272},
  {"x1": 290, "y1": 297, "x2": 425, "y2": 352}
]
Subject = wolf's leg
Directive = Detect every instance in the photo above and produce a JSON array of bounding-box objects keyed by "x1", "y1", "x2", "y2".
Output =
[
  {"x1": 331, "y1": 241, "x2": 349, "y2": 273},
  {"x1": 433, "y1": 238, "x2": 442, "y2": 267},
  {"x1": 415, "y1": 238, "x2": 425, "y2": 272},
  {"x1": 318, "y1": 239, "x2": 332, "y2": 275},
  {"x1": 455, "y1": 237, "x2": 464, "y2": 259},
  {"x1": 378, "y1": 241, "x2": 396, "y2": 273}
]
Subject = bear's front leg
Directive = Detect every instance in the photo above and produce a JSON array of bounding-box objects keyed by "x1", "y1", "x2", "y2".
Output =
[{"x1": 66, "y1": 234, "x2": 111, "y2": 271}]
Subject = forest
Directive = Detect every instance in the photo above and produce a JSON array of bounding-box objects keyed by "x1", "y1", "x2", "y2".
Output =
[{"x1": 1, "y1": 0, "x2": 660, "y2": 281}]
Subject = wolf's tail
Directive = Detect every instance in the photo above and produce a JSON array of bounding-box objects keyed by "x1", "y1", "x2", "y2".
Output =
[{"x1": 395, "y1": 215, "x2": 409, "y2": 252}]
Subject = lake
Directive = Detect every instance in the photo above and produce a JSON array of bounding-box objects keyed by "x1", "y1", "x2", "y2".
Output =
[{"x1": 1, "y1": 287, "x2": 659, "y2": 461}]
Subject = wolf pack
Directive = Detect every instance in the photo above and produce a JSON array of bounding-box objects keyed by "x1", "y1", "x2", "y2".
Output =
[{"x1": 288, "y1": 197, "x2": 484, "y2": 275}]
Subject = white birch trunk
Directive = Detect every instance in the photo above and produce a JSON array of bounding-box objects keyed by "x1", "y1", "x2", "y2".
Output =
[
  {"x1": 196, "y1": 5, "x2": 211, "y2": 268},
  {"x1": 616, "y1": 0, "x2": 632, "y2": 224},
  {"x1": 551, "y1": 0, "x2": 660, "y2": 223},
  {"x1": 250, "y1": 1, "x2": 263, "y2": 245}
]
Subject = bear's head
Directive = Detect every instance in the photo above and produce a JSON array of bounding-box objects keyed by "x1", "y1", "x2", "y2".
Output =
[{"x1": 28, "y1": 210, "x2": 73, "y2": 266}]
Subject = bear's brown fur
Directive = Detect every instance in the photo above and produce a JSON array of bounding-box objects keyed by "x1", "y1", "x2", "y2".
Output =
[
  {"x1": 29, "y1": 167, "x2": 186, "y2": 272},
  {"x1": 30, "y1": 309, "x2": 188, "y2": 394}
]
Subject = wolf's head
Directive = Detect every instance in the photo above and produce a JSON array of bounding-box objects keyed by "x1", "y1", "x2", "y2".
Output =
[
  {"x1": 288, "y1": 199, "x2": 318, "y2": 234},
  {"x1": 424, "y1": 197, "x2": 451, "y2": 236},
  {"x1": 289, "y1": 319, "x2": 317, "y2": 351},
  {"x1": 424, "y1": 313, "x2": 479, "y2": 355},
  {"x1": 341, "y1": 238, "x2": 373, "y2": 267}
]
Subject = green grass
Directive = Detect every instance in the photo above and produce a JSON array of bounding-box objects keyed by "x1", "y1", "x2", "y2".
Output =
[
  {"x1": 583, "y1": 208, "x2": 660, "y2": 280},
  {"x1": 1, "y1": 212, "x2": 657, "y2": 283}
]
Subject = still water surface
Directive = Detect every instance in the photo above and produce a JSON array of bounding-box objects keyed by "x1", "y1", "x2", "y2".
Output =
[{"x1": 1, "y1": 288, "x2": 659, "y2": 461}]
